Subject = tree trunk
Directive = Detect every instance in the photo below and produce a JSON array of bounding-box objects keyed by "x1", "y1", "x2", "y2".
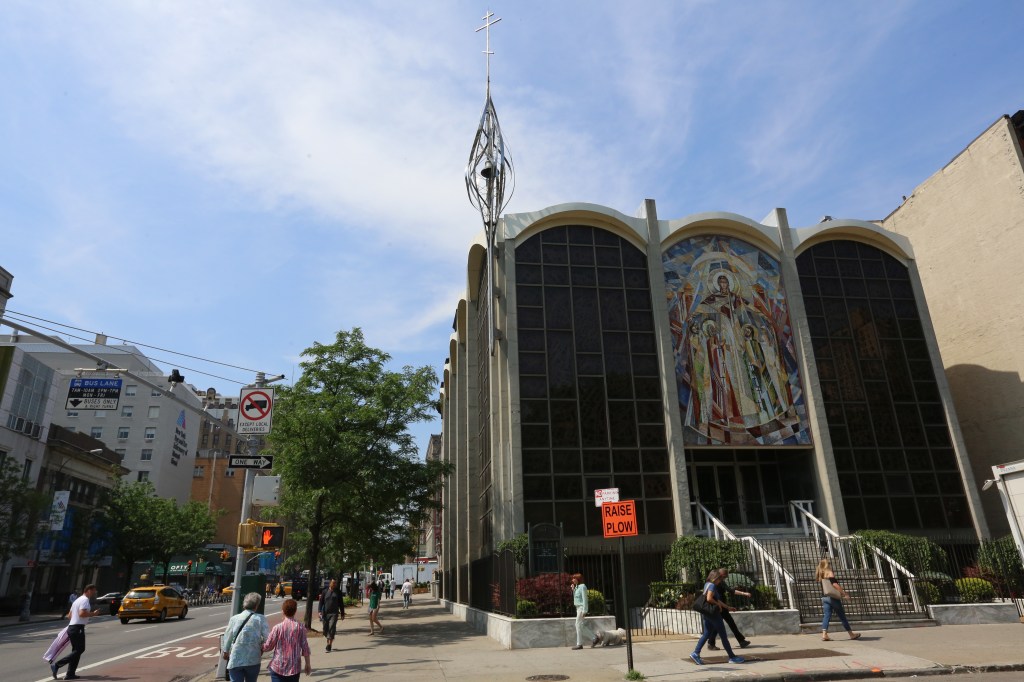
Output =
[{"x1": 303, "y1": 493, "x2": 325, "y2": 629}]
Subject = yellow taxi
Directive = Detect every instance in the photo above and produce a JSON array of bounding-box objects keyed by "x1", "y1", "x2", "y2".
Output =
[
  {"x1": 277, "y1": 581, "x2": 292, "y2": 596},
  {"x1": 118, "y1": 586, "x2": 188, "y2": 623}
]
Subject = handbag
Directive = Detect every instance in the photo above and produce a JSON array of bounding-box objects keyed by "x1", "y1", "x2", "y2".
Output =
[
  {"x1": 821, "y1": 578, "x2": 843, "y2": 599},
  {"x1": 691, "y1": 592, "x2": 720, "y2": 618}
]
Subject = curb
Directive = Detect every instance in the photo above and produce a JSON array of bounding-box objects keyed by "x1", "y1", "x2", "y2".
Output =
[
  {"x1": 697, "y1": 663, "x2": 1024, "y2": 682},
  {"x1": 0, "y1": 614, "x2": 64, "y2": 628}
]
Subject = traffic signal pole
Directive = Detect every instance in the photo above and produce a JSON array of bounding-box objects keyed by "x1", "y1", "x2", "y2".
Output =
[{"x1": 217, "y1": 371, "x2": 277, "y2": 680}]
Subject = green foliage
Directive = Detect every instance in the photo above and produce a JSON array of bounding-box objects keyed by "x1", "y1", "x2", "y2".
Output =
[
  {"x1": 751, "y1": 584, "x2": 781, "y2": 610},
  {"x1": 664, "y1": 535, "x2": 747, "y2": 582},
  {"x1": 916, "y1": 581, "x2": 942, "y2": 605},
  {"x1": 646, "y1": 581, "x2": 700, "y2": 609},
  {"x1": 852, "y1": 530, "x2": 946, "y2": 574},
  {"x1": 586, "y1": 589, "x2": 606, "y2": 615},
  {"x1": 266, "y1": 328, "x2": 451, "y2": 628},
  {"x1": 151, "y1": 499, "x2": 218, "y2": 583},
  {"x1": 343, "y1": 596, "x2": 359, "y2": 607},
  {"x1": 496, "y1": 533, "x2": 529, "y2": 566},
  {"x1": 625, "y1": 669, "x2": 646, "y2": 680},
  {"x1": 978, "y1": 536, "x2": 1024, "y2": 577},
  {"x1": 955, "y1": 577, "x2": 995, "y2": 603},
  {"x1": 516, "y1": 599, "x2": 538, "y2": 618},
  {"x1": 0, "y1": 457, "x2": 48, "y2": 566},
  {"x1": 96, "y1": 479, "x2": 164, "y2": 590}
]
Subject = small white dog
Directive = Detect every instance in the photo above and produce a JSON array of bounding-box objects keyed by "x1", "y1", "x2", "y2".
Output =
[{"x1": 591, "y1": 627, "x2": 627, "y2": 647}]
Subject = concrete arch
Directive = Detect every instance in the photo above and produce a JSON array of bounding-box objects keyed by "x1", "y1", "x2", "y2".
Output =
[
  {"x1": 502, "y1": 202, "x2": 649, "y2": 252},
  {"x1": 467, "y1": 239, "x2": 488, "y2": 303},
  {"x1": 661, "y1": 212, "x2": 782, "y2": 255},
  {"x1": 792, "y1": 220, "x2": 914, "y2": 263},
  {"x1": 455, "y1": 299, "x2": 468, "y2": 345}
]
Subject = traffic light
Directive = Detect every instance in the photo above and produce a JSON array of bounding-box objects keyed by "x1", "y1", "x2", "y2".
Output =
[
  {"x1": 220, "y1": 550, "x2": 229, "y2": 561},
  {"x1": 274, "y1": 550, "x2": 281, "y2": 559},
  {"x1": 257, "y1": 523, "x2": 285, "y2": 549},
  {"x1": 237, "y1": 521, "x2": 257, "y2": 548},
  {"x1": 187, "y1": 560, "x2": 193, "y2": 573}
]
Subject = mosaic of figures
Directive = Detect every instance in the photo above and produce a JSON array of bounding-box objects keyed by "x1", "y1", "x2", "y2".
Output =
[{"x1": 663, "y1": 235, "x2": 810, "y2": 446}]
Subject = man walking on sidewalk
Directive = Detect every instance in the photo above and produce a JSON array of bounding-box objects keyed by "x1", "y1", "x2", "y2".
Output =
[
  {"x1": 50, "y1": 584, "x2": 101, "y2": 680},
  {"x1": 318, "y1": 579, "x2": 346, "y2": 652},
  {"x1": 401, "y1": 578, "x2": 413, "y2": 609}
]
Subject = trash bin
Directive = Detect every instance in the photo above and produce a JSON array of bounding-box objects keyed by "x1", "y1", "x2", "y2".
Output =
[{"x1": 234, "y1": 574, "x2": 267, "y2": 615}]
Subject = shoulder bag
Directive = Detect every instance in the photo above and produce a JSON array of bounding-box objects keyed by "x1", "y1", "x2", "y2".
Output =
[
  {"x1": 691, "y1": 591, "x2": 720, "y2": 618},
  {"x1": 821, "y1": 578, "x2": 843, "y2": 599}
]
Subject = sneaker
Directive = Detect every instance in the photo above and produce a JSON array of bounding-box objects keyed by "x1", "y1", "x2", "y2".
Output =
[
  {"x1": 707, "y1": 643, "x2": 719, "y2": 650},
  {"x1": 325, "y1": 644, "x2": 331, "y2": 652},
  {"x1": 572, "y1": 645, "x2": 583, "y2": 650},
  {"x1": 729, "y1": 656, "x2": 745, "y2": 664},
  {"x1": 50, "y1": 662, "x2": 58, "y2": 679},
  {"x1": 689, "y1": 652, "x2": 704, "y2": 666},
  {"x1": 739, "y1": 640, "x2": 751, "y2": 648},
  {"x1": 849, "y1": 632, "x2": 861, "y2": 640}
]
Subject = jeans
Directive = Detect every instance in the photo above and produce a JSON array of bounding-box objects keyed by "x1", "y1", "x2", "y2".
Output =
[
  {"x1": 693, "y1": 615, "x2": 735, "y2": 657},
  {"x1": 269, "y1": 671, "x2": 299, "y2": 682},
  {"x1": 574, "y1": 607, "x2": 593, "y2": 646},
  {"x1": 403, "y1": 593, "x2": 411, "y2": 608},
  {"x1": 821, "y1": 596, "x2": 852, "y2": 632},
  {"x1": 708, "y1": 608, "x2": 745, "y2": 646},
  {"x1": 228, "y1": 664, "x2": 261, "y2": 682},
  {"x1": 55, "y1": 624, "x2": 85, "y2": 676}
]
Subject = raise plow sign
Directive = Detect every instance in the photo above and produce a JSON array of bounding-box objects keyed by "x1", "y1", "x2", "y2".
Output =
[{"x1": 601, "y1": 500, "x2": 638, "y2": 538}]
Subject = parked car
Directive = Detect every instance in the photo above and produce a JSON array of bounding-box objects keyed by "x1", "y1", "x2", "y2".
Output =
[
  {"x1": 118, "y1": 586, "x2": 188, "y2": 623},
  {"x1": 95, "y1": 592, "x2": 123, "y2": 616}
]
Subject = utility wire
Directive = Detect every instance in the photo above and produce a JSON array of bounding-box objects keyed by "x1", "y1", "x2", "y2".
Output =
[
  {"x1": 2, "y1": 313, "x2": 247, "y2": 385},
  {"x1": 3, "y1": 308, "x2": 266, "y2": 374}
]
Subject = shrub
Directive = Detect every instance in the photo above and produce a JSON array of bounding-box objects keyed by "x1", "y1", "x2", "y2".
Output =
[
  {"x1": 916, "y1": 581, "x2": 941, "y2": 606},
  {"x1": 955, "y1": 577, "x2": 995, "y2": 603},
  {"x1": 516, "y1": 599, "x2": 538, "y2": 618},
  {"x1": 586, "y1": 589, "x2": 606, "y2": 615},
  {"x1": 852, "y1": 530, "x2": 946, "y2": 574},
  {"x1": 516, "y1": 573, "x2": 572, "y2": 616},
  {"x1": 664, "y1": 536, "x2": 747, "y2": 582},
  {"x1": 646, "y1": 581, "x2": 700, "y2": 609},
  {"x1": 751, "y1": 584, "x2": 780, "y2": 610}
]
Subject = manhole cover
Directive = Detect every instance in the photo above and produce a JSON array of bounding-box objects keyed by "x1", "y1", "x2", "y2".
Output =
[{"x1": 525, "y1": 676, "x2": 570, "y2": 681}]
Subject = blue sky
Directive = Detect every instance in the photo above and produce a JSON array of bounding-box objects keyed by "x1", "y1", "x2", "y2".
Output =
[{"x1": 2, "y1": 1, "x2": 1022, "y2": 456}]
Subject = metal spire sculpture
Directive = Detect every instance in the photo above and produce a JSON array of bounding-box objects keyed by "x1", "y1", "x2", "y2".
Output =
[{"x1": 466, "y1": 10, "x2": 514, "y2": 355}]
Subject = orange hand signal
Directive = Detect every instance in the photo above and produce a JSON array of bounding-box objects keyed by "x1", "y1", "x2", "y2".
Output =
[{"x1": 263, "y1": 529, "x2": 273, "y2": 546}]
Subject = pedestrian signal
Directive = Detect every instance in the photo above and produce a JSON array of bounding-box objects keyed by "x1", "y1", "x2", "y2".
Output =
[{"x1": 258, "y1": 524, "x2": 285, "y2": 549}]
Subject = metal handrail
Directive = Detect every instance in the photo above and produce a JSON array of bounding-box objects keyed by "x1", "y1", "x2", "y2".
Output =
[
  {"x1": 696, "y1": 503, "x2": 796, "y2": 609},
  {"x1": 789, "y1": 501, "x2": 921, "y2": 611}
]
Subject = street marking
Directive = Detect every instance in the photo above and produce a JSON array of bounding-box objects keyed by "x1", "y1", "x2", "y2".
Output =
[{"x1": 30, "y1": 626, "x2": 224, "y2": 682}]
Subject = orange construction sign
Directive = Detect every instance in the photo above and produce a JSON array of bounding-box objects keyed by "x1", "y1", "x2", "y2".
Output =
[{"x1": 601, "y1": 500, "x2": 638, "y2": 538}]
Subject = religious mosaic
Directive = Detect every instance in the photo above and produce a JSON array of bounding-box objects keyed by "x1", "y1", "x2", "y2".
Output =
[{"x1": 663, "y1": 235, "x2": 810, "y2": 445}]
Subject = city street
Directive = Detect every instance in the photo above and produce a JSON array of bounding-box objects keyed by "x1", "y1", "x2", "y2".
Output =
[{"x1": 0, "y1": 600, "x2": 284, "y2": 682}]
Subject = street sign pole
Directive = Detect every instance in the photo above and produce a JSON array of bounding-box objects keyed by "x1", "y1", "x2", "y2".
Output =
[
  {"x1": 218, "y1": 371, "x2": 281, "y2": 679},
  {"x1": 619, "y1": 535, "x2": 634, "y2": 672}
]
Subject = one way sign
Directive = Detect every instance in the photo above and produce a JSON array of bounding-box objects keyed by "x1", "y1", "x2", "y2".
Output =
[{"x1": 228, "y1": 455, "x2": 274, "y2": 470}]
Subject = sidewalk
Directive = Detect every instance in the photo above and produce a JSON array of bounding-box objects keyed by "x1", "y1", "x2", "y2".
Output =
[
  {"x1": 190, "y1": 596, "x2": 1024, "y2": 682},
  {"x1": 0, "y1": 611, "x2": 65, "y2": 628}
]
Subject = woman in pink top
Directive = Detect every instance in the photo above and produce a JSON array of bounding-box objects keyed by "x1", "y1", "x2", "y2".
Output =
[{"x1": 261, "y1": 598, "x2": 311, "y2": 682}]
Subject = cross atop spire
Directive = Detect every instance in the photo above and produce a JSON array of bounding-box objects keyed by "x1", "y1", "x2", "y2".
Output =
[{"x1": 475, "y1": 11, "x2": 502, "y2": 96}]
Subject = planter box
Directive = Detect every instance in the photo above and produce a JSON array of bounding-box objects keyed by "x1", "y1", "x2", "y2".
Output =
[
  {"x1": 927, "y1": 602, "x2": 1020, "y2": 625},
  {"x1": 633, "y1": 607, "x2": 801, "y2": 636},
  {"x1": 442, "y1": 599, "x2": 616, "y2": 650}
]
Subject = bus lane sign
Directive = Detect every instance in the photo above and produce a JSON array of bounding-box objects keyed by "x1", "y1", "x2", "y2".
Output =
[{"x1": 601, "y1": 499, "x2": 638, "y2": 538}]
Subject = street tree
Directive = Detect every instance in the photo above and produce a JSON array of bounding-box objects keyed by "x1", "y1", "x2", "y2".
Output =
[
  {"x1": 96, "y1": 479, "x2": 163, "y2": 591},
  {"x1": 152, "y1": 499, "x2": 218, "y2": 587},
  {"x1": 267, "y1": 328, "x2": 451, "y2": 628},
  {"x1": 0, "y1": 457, "x2": 48, "y2": 587}
]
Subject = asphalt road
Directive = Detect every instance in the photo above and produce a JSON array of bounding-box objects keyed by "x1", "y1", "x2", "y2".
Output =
[{"x1": 1, "y1": 600, "x2": 285, "y2": 682}]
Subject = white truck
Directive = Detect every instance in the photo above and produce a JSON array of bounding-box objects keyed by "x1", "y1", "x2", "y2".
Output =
[
  {"x1": 392, "y1": 561, "x2": 437, "y2": 585},
  {"x1": 987, "y1": 459, "x2": 1024, "y2": 567}
]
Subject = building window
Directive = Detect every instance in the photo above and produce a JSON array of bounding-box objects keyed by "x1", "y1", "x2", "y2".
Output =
[
  {"x1": 224, "y1": 434, "x2": 232, "y2": 450},
  {"x1": 796, "y1": 239, "x2": 970, "y2": 531},
  {"x1": 212, "y1": 433, "x2": 220, "y2": 446},
  {"x1": 117, "y1": 426, "x2": 130, "y2": 439},
  {"x1": 125, "y1": 384, "x2": 137, "y2": 397},
  {"x1": 193, "y1": 466, "x2": 204, "y2": 478},
  {"x1": 225, "y1": 469, "x2": 236, "y2": 478},
  {"x1": 141, "y1": 449, "x2": 153, "y2": 461},
  {"x1": 151, "y1": 388, "x2": 162, "y2": 397},
  {"x1": 148, "y1": 405, "x2": 160, "y2": 419},
  {"x1": 144, "y1": 427, "x2": 156, "y2": 441},
  {"x1": 66, "y1": 410, "x2": 79, "y2": 418},
  {"x1": 121, "y1": 405, "x2": 133, "y2": 417},
  {"x1": 201, "y1": 434, "x2": 209, "y2": 446},
  {"x1": 137, "y1": 471, "x2": 149, "y2": 482},
  {"x1": 95, "y1": 410, "x2": 106, "y2": 418},
  {"x1": 22, "y1": 458, "x2": 33, "y2": 482},
  {"x1": 90, "y1": 426, "x2": 103, "y2": 439},
  {"x1": 115, "y1": 448, "x2": 126, "y2": 457},
  {"x1": 514, "y1": 225, "x2": 673, "y2": 537},
  {"x1": 8, "y1": 355, "x2": 55, "y2": 433}
]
